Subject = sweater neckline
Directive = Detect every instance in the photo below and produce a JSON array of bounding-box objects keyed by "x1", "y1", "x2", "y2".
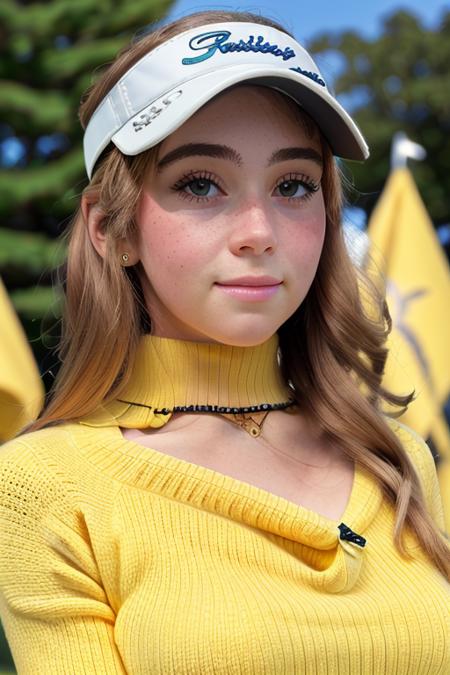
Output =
[
  {"x1": 75, "y1": 421, "x2": 383, "y2": 594},
  {"x1": 76, "y1": 332, "x2": 382, "y2": 593},
  {"x1": 79, "y1": 333, "x2": 293, "y2": 430}
]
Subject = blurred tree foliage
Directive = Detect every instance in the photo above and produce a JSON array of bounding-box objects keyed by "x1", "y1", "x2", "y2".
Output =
[
  {"x1": 0, "y1": 3, "x2": 173, "y2": 664},
  {"x1": 309, "y1": 10, "x2": 450, "y2": 223},
  {"x1": 0, "y1": 0, "x2": 173, "y2": 395}
]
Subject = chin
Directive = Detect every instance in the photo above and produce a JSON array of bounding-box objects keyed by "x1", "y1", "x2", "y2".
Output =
[
  {"x1": 205, "y1": 322, "x2": 282, "y2": 348},
  {"x1": 217, "y1": 335, "x2": 273, "y2": 348}
]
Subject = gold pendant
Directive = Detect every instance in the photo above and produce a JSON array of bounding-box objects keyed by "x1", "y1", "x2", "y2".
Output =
[
  {"x1": 241, "y1": 417, "x2": 264, "y2": 437},
  {"x1": 223, "y1": 411, "x2": 269, "y2": 437}
]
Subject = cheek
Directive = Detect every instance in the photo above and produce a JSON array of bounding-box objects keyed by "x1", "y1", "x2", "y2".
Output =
[
  {"x1": 286, "y1": 205, "x2": 326, "y2": 267},
  {"x1": 309, "y1": 213, "x2": 327, "y2": 255},
  {"x1": 137, "y1": 195, "x2": 197, "y2": 274},
  {"x1": 305, "y1": 194, "x2": 327, "y2": 242},
  {"x1": 141, "y1": 234, "x2": 198, "y2": 293}
]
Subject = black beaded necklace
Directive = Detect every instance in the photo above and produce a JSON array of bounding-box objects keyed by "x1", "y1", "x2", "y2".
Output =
[{"x1": 117, "y1": 398, "x2": 296, "y2": 437}]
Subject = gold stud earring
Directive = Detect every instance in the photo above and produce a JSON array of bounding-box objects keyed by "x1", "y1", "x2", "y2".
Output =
[{"x1": 121, "y1": 252, "x2": 129, "y2": 265}]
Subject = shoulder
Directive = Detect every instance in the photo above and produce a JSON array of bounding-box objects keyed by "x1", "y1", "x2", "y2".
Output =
[
  {"x1": 0, "y1": 424, "x2": 82, "y2": 515},
  {"x1": 385, "y1": 416, "x2": 445, "y2": 531},
  {"x1": 385, "y1": 417, "x2": 436, "y2": 477},
  {"x1": 0, "y1": 422, "x2": 123, "y2": 559},
  {"x1": 0, "y1": 422, "x2": 115, "y2": 516},
  {"x1": 0, "y1": 425, "x2": 118, "y2": 630},
  {"x1": 0, "y1": 423, "x2": 78, "y2": 474}
]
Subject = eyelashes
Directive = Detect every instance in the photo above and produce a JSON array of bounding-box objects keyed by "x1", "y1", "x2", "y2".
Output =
[
  {"x1": 172, "y1": 170, "x2": 223, "y2": 202},
  {"x1": 275, "y1": 172, "x2": 320, "y2": 200},
  {"x1": 170, "y1": 170, "x2": 320, "y2": 204}
]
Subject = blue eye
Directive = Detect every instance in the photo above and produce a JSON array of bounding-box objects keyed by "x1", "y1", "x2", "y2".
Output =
[
  {"x1": 275, "y1": 175, "x2": 319, "y2": 200},
  {"x1": 172, "y1": 172, "x2": 222, "y2": 201},
  {"x1": 277, "y1": 180, "x2": 307, "y2": 198},
  {"x1": 186, "y1": 178, "x2": 219, "y2": 197}
]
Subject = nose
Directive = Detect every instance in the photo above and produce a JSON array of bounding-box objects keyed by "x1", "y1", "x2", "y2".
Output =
[{"x1": 228, "y1": 202, "x2": 277, "y2": 256}]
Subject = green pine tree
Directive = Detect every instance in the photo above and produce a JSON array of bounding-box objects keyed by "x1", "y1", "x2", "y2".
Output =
[{"x1": 0, "y1": 0, "x2": 174, "y2": 392}]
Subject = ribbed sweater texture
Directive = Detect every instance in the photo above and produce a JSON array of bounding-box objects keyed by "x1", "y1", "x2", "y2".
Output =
[{"x1": 0, "y1": 335, "x2": 448, "y2": 674}]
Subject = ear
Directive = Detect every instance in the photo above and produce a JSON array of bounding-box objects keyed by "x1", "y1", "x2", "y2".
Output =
[
  {"x1": 81, "y1": 193, "x2": 139, "y2": 265},
  {"x1": 81, "y1": 193, "x2": 108, "y2": 259}
]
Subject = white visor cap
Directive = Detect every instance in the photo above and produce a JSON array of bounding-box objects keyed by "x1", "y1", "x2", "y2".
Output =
[{"x1": 83, "y1": 22, "x2": 369, "y2": 179}]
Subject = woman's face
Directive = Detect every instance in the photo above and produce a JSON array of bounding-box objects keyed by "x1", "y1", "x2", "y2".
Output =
[{"x1": 134, "y1": 85, "x2": 326, "y2": 346}]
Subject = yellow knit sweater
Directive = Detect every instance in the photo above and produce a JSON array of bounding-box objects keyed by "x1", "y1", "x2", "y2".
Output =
[{"x1": 0, "y1": 335, "x2": 448, "y2": 674}]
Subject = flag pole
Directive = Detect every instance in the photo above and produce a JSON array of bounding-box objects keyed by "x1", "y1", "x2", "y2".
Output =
[{"x1": 390, "y1": 131, "x2": 426, "y2": 170}]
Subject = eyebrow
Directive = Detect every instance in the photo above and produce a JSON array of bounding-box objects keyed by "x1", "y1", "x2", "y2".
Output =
[
  {"x1": 156, "y1": 143, "x2": 323, "y2": 172},
  {"x1": 269, "y1": 147, "x2": 323, "y2": 167},
  {"x1": 156, "y1": 143, "x2": 240, "y2": 171}
]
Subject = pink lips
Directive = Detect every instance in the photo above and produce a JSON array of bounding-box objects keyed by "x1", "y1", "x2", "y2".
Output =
[{"x1": 215, "y1": 276, "x2": 282, "y2": 302}]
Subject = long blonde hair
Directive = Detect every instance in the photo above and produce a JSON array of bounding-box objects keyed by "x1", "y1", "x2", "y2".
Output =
[{"x1": 24, "y1": 10, "x2": 449, "y2": 578}]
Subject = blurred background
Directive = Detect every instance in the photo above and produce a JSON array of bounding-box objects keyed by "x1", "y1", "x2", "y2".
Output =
[{"x1": 0, "y1": 0, "x2": 449, "y2": 671}]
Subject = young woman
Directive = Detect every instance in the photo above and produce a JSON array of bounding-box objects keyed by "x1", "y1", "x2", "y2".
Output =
[{"x1": 0, "y1": 10, "x2": 448, "y2": 675}]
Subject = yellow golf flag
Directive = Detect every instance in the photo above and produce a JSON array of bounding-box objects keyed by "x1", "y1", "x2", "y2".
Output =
[
  {"x1": 0, "y1": 277, "x2": 44, "y2": 441},
  {"x1": 367, "y1": 167, "x2": 450, "y2": 529}
]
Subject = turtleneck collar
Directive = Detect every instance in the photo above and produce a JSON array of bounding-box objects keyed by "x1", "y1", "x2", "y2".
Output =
[{"x1": 79, "y1": 333, "x2": 293, "y2": 430}]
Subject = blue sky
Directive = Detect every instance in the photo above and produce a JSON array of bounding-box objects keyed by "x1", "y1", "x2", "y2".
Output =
[
  {"x1": 165, "y1": 0, "x2": 448, "y2": 40},
  {"x1": 2, "y1": 0, "x2": 448, "y2": 184}
]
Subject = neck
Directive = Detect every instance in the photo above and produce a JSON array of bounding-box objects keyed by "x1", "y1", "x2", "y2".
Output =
[
  {"x1": 80, "y1": 333, "x2": 295, "y2": 430},
  {"x1": 117, "y1": 333, "x2": 293, "y2": 412}
]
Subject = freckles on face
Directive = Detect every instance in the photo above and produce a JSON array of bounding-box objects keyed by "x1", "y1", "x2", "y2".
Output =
[
  {"x1": 131, "y1": 85, "x2": 328, "y2": 344},
  {"x1": 281, "y1": 200, "x2": 326, "y2": 293},
  {"x1": 136, "y1": 191, "x2": 206, "y2": 296}
]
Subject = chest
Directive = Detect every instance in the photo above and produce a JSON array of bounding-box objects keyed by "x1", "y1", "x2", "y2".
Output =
[
  {"x1": 121, "y1": 424, "x2": 355, "y2": 521},
  {"x1": 109, "y1": 493, "x2": 450, "y2": 675},
  {"x1": 202, "y1": 445, "x2": 355, "y2": 520}
]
